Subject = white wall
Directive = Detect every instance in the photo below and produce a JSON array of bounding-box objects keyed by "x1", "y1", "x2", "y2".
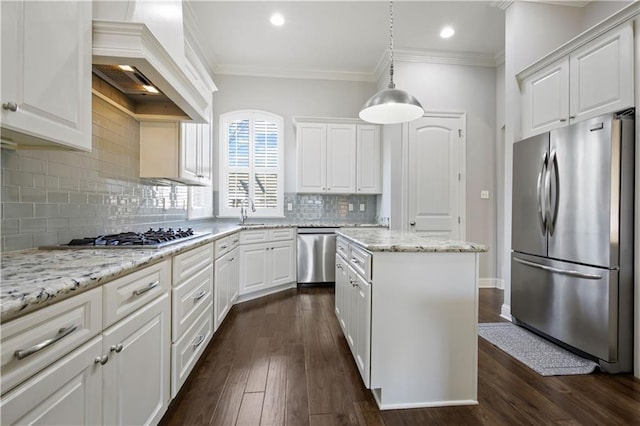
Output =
[
  {"x1": 495, "y1": 63, "x2": 505, "y2": 289},
  {"x1": 210, "y1": 75, "x2": 375, "y2": 192},
  {"x1": 379, "y1": 61, "x2": 498, "y2": 280},
  {"x1": 581, "y1": 1, "x2": 635, "y2": 29}
]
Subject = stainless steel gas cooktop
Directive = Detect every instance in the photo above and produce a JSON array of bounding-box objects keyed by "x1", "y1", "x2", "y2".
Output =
[{"x1": 40, "y1": 228, "x2": 208, "y2": 249}]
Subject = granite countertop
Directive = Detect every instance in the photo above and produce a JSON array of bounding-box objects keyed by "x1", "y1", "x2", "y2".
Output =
[
  {"x1": 1, "y1": 222, "x2": 380, "y2": 322},
  {"x1": 336, "y1": 228, "x2": 488, "y2": 253}
]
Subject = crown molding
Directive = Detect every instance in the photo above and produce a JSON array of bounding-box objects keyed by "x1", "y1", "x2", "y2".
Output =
[
  {"x1": 213, "y1": 64, "x2": 377, "y2": 83},
  {"x1": 182, "y1": 1, "x2": 219, "y2": 78}
]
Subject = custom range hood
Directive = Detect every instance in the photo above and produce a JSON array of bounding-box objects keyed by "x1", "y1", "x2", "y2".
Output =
[{"x1": 92, "y1": 1, "x2": 212, "y2": 122}]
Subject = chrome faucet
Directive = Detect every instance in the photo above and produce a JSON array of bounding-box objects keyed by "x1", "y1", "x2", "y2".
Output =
[{"x1": 239, "y1": 196, "x2": 256, "y2": 224}]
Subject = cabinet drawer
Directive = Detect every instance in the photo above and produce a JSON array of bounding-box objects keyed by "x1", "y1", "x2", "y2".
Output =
[
  {"x1": 0, "y1": 287, "x2": 102, "y2": 395},
  {"x1": 103, "y1": 260, "x2": 170, "y2": 328},
  {"x1": 240, "y1": 230, "x2": 268, "y2": 244},
  {"x1": 171, "y1": 302, "x2": 213, "y2": 397},
  {"x1": 337, "y1": 237, "x2": 349, "y2": 259},
  {"x1": 228, "y1": 232, "x2": 240, "y2": 250},
  {"x1": 214, "y1": 236, "x2": 231, "y2": 259},
  {"x1": 349, "y1": 244, "x2": 372, "y2": 281},
  {"x1": 269, "y1": 228, "x2": 294, "y2": 241},
  {"x1": 174, "y1": 243, "x2": 213, "y2": 285},
  {"x1": 172, "y1": 264, "x2": 213, "y2": 340}
]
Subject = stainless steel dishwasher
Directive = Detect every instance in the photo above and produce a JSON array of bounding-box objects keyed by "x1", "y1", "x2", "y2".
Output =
[{"x1": 297, "y1": 227, "x2": 338, "y2": 285}]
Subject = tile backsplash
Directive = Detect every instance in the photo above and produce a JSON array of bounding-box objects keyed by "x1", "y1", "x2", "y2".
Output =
[
  {"x1": 1, "y1": 96, "x2": 190, "y2": 252},
  {"x1": 1, "y1": 96, "x2": 378, "y2": 253}
]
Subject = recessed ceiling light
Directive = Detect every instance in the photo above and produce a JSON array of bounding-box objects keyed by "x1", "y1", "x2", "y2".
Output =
[
  {"x1": 440, "y1": 26, "x2": 455, "y2": 39},
  {"x1": 270, "y1": 13, "x2": 285, "y2": 27}
]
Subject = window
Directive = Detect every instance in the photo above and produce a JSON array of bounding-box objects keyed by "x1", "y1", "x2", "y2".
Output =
[{"x1": 219, "y1": 110, "x2": 284, "y2": 218}]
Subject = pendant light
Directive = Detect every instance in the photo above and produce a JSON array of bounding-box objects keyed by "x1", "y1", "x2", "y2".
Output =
[{"x1": 359, "y1": 0, "x2": 424, "y2": 124}]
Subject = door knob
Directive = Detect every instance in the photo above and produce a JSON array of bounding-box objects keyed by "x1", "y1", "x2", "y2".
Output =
[
  {"x1": 409, "y1": 221, "x2": 416, "y2": 226},
  {"x1": 2, "y1": 102, "x2": 18, "y2": 112}
]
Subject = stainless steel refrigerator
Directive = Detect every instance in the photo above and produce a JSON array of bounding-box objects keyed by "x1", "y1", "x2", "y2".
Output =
[{"x1": 511, "y1": 111, "x2": 634, "y2": 373}]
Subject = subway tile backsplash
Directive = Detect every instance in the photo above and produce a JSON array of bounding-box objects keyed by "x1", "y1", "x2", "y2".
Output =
[
  {"x1": 1, "y1": 96, "x2": 377, "y2": 252},
  {"x1": 1, "y1": 96, "x2": 189, "y2": 252}
]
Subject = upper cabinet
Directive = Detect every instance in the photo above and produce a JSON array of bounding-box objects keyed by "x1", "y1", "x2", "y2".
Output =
[
  {"x1": 520, "y1": 21, "x2": 634, "y2": 139},
  {"x1": 296, "y1": 120, "x2": 381, "y2": 194},
  {"x1": 140, "y1": 121, "x2": 212, "y2": 186},
  {"x1": 0, "y1": 1, "x2": 92, "y2": 150}
]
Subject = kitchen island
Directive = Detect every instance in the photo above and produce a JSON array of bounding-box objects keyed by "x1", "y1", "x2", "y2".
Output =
[{"x1": 335, "y1": 228, "x2": 487, "y2": 410}]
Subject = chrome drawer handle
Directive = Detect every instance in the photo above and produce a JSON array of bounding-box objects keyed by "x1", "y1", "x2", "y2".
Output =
[
  {"x1": 132, "y1": 280, "x2": 159, "y2": 296},
  {"x1": 14, "y1": 323, "x2": 78, "y2": 360},
  {"x1": 193, "y1": 290, "x2": 207, "y2": 302},
  {"x1": 110, "y1": 343, "x2": 123, "y2": 353},
  {"x1": 228, "y1": 257, "x2": 235, "y2": 262},
  {"x1": 232, "y1": 239, "x2": 239, "y2": 244},
  {"x1": 220, "y1": 245, "x2": 228, "y2": 250},
  {"x1": 513, "y1": 258, "x2": 602, "y2": 280},
  {"x1": 193, "y1": 334, "x2": 206, "y2": 350},
  {"x1": 351, "y1": 257, "x2": 360, "y2": 264}
]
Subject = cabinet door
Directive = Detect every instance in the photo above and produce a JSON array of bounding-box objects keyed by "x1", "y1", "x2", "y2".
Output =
[
  {"x1": 345, "y1": 267, "x2": 357, "y2": 353},
  {"x1": 569, "y1": 22, "x2": 634, "y2": 123},
  {"x1": 102, "y1": 294, "x2": 171, "y2": 426},
  {"x1": 297, "y1": 123, "x2": 327, "y2": 193},
  {"x1": 270, "y1": 240, "x2": 296, "y2": 287},
  {"x1": 239, "y1": 242, "x2": 269, "y2": 295},
  {"x1": 335, "y1": 255, "x2": 348, "y2": 332},
  {"x1": 228, "y1": 247, "x2": 240, "y2": 305},
  {"x1": 199, "y1": 122, "x2": 213, "y2": 185},
  {"x1": 326, "y1": 124, "x2": 357, "y2": 193},
  {"x1": 0, "y1": 337, "x2": 102, "y2": 425},
  {"x1": 0, "y1": 0, "x2": 91, "y2": 150},
  {"x1": 181, "y1": 122, "x2": 200, "y2": 183},
  {"x1": 521, "y1": 57, "x2": 569, "y2": 138},
  {"x1": 356, "y1": 125, "x2": 382, "y2": 194},
  {"x1": 214, "y1": 254, "x2": 230, "y2": 330},
  {"x1": 354, "y1": 273, "x2": 371, "y2": 388}
]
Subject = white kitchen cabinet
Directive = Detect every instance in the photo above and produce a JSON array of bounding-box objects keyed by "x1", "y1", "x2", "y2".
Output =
[
  {"x1": 356, "y1": 125, "x2": 382, "y2": 194},
  {"x1": 0, "y1": 0, "x2": 92, "y2": 150},
  {"x1": 239, "y1": 229, "x2": 296, "y2": 297},
  {"x1": 326, "y1": 124, "x2": 357, "y2": 193},
  {"x1": 352, "y1": 267, "x2": 371, "y2": 386},
  {"x1": 171, "y1": 243, "x2": 214, "y2": 397},
  {"x1": 0, "y1": 336, "x2": 103, "y2": 425},
  {"x1": 335, "y1": 242, "x2": 349, "y2": 332},
  {"x1": 297, "y1": 121, "x2": 380, "y2": 194},
  {"x1": 102, "y1": 293, "x2": 171, "y2": 426},
  {"x1": 521, "y1": 22, "x2": 634, "y2": 138},
  {"x1": 140, "y1": 121, "x2": 212, "y2": 186},
  {"x1": 228, "y1": 247, "x2": 240, "y2": 306},
  {"x1": 214, "y1": 251, "x2": 231, "y2": 329}
]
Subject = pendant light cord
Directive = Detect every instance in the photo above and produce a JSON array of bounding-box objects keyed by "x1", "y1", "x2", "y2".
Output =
[{"x1": 388, "y1": 0, "x2": 396, "y2": 89}]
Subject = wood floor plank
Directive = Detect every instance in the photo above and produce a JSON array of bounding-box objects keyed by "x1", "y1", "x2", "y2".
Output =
[
  {"x1": 261, "y1": 355, "x2": 288, "y2": 426},
  {"x1": 236, "y1": 392, "x2": 265, "y2": 426},
  {"x1": 210, "y1": 368, "x2": 250, "y2": 426},
  {"x1": 161, "y1": 287, "x2": 640, "y2": 426}
]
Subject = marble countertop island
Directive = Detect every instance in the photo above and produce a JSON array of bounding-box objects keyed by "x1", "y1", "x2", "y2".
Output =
[{"x1": 336, "y1": 228, "x2": 488, "y2": 253}]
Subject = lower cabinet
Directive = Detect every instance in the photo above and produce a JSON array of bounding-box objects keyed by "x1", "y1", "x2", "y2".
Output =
[
  {"x1": 335, "y1": 239, "x2": 372, "y2": 388},
  {"x1": 0, "y1": 336, "x2": 103, "y2": 425},
  {"x1": 239, "y1": 229, "x2": 296, "y2": 296},
  {"x1": 102, "y1": 293, "x2": 171, "y2": 426},
  {"x1": 214, "y1": 247, "x2": 239, "y2": 329}
]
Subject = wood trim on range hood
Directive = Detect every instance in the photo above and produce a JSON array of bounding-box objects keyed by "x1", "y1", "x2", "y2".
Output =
[{"x1": 92, "y1": 20, "x2": 210, "y2": 123}]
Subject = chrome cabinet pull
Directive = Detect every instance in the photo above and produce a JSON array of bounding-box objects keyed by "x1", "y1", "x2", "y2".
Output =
[
  {"x1": 110, "y1": 343, "x2": 123, "y2": 353},
  {"x1": 94, "y1": 355, "x2": 109, "y2": 365},
  {"x1": 14, "y1": 323, "x2": 78, "y2": 360},
  {"x1": 559, "y1": 118, "x2": 567, "y2": 122},
  {"x1": 2, "y1": 102, "x2": 18, "y2": 112},
  {"x1": 513, "y1": 257, "x2": 602, "y2": 280},
  {"x1": 351, "y1": 257, "x2": 360, "y2": 264},
  {"x1": 228, "y1": 257, "x2": 235, "y2": 262},
  {"x1": 132, "y1": 280, "x2": 159, "y2": 296},
  {"x1": 220, "y1": 245, "x2": 228, "y2": 250},
  {"x1": 192, "y1": 334, "x2": 206, "y2": 350},
  {"x1": 193, "y1": 290, "x2": 207, "y2": 302},
  {"x1": 409, "y1": 221, "x2": 416, "y2": 226}
]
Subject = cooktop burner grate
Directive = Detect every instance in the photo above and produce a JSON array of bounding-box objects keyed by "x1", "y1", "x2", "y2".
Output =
[{"x1": 42, "y1": 228, "x2": 207, "y2": 249}]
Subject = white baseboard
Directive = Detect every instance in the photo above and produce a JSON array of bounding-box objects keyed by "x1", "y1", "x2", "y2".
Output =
[
  {"x1": 478, "y1": 278, "x2": 504, "y2": 289},
  {"x1": 500, "y1": 304, "x2": 512, "y2": 322}
]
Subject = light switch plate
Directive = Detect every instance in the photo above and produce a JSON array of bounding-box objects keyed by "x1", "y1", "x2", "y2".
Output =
[
  {"x1": 348, "y1": 203, "x2": 354, "y2": 212},
  {"x1": 481, "y1": 190, "x2": 489, "y2": 199},
  {"x1": 287, "y1": 202, "x2": 293, "y2": 211},
  {"x1": 359, "y1": 203, "x2": 365, "y2": 212}
]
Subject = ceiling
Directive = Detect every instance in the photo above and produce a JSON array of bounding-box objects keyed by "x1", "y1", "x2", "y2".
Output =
[{"x1": 185, "y1": 1, "x2": 507, "y2": 82}]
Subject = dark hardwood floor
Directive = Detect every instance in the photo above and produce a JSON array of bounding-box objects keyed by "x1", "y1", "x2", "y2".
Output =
[{"x1": 160, "y1": 287, "x2": 640, "y2": 425}]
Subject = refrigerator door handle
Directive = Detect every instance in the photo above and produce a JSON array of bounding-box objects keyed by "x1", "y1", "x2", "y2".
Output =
[
  {"x1": 545, "y1": 150, "x2": 558, "y2": 236},
  {"x1": 513, "y1": 257, "x2": 603, "y2": 280},
  {"x1": 536, "y1": 152, "x2": 548, "y2": 236}
]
